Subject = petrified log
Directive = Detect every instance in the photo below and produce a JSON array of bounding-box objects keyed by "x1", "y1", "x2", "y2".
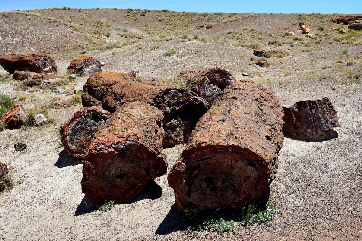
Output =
[
  {"x1": 185, "y1": 68, "x2": 235, "y2": 105},
  {"x1": 299, "y1": 22, "x2": 310, "y2": 34},
  {"x1": 253, "y1": 49, "x2": 266, "y2": 57},
  {"x1": 348, "y1": 20, "x2": 362, "y2": 30},
  {"x1": 283, "y1": 97, "x2": 340, "y2": 141},
  {"x1": 168, "y1": 79, "x2": 284, "y2": 212},
  {"x1": 0, "y1": 54, "x2": 57, "y2": 74},
  {"x1": 81, "y1": 101, "x2": 167, "y2": 205},
  {"x1": 81, "y1": 71, "x2": 174, "y2": 112},
  {"x1": 67, "y1": 55, "x2": 102, "y2": 76},
  {"x1": 153, "y1": 89, "x2": 209, "y2": 147},
  {"x1": 255, "y1": 60, "x2": 270, "y2": 67},
  {"x1": 0, "y1": 162, "x2": 9, "y2": 192},
  {"x1": 329, "y1": 15, "x2": 362, "y2": 24},
  {"x1": 0, "y1": 105, "x2": 25, "y2": 130},
  {"x1": 60, "y1": 107, "x2": 112, "y2": 159}
]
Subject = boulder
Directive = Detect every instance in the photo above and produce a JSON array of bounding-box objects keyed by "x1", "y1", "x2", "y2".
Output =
[
  {"x1": 299, "y1": 22, "x2": 310, "y2": 34},
  {"x1": 0, "y1": 54, "x2": 57, "y2": 74},
  {"x1": 168, "y1": 79, "x2": 284, "y2": 212},
  {"x1": 67, "y1": 55, "x2": 102, "y2": 76},
  {"x1": 0, "y1": 105, "x2": 25, "y2": 130},
  {"x1": 348, "y1": 20, "x2": 362, "y2": 30},
  {"x1": 283, "y1": 97, "x2": 340, "y2": 141},
  {"x1": 253, "y1": 49, "x2": 266, "y2": 57}
]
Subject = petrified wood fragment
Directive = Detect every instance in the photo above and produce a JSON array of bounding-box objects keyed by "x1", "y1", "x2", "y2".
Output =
[
  {"x1": 0, "y1": 54, "x2": 57, "y2": 74},
  {"x1": 283, "y1": 97, "x2": 340, "y2": 141},
  {"x1": 0, "y1": 105, "x2": 25, "y2": 130},
  {"x1": 168, "y1": 79, "x2": 284, "y2": 212},
  {"x1": 67, "y1": 55, "x2": 102, "y2": 76},
  {"x1": 81, "y1": 101, "x2": 167, "y2": 205},
  {"x1": 299, "y1": 22, "x2": 310, "y2": 34},
  {"x1": 186, "y1": 68, "x2": 235, "y2": 104},
  {"x1": 153, "y1": 89, "x2": 209, "y2": 147},
  {"x1": 61, "y1": 107, "x2": 112, "y2": 159}
]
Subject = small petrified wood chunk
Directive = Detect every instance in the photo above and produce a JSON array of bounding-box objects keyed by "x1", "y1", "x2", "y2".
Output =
[
  {"x1": 0, "y1": 54, "x2": 57, "y2": 74},
  {"x1": 0, "y1": 105, "x2": 25, "y2": 130},
  {"x1": 185, "y1": 68, "x2": 235, "y2": 105},
  {"x1": 168, "y1": 79, "x2": 284, "y2": 212},
  {"x1": 153, "y1": 89, "x2": 209, "y2": 147},
  {"x1": 81, "y1": 101, "x2": 167, "y2": 205},
  {"x1": 67, "y1": 55, "x2": 102, "y2": 76},
  {"x1": 283, "y1": 97, "x2": 340, "y2": 141},
  {"x1": 61, "y1": 107, "x2": 112, "y2": 159}
]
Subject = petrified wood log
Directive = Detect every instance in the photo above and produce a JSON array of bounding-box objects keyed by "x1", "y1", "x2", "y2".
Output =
[
  {"x1": 81, "y1": 101, "x2": 167, "y2": 205},
  {"x1": 185, "y1": 68, "x2": 235, "y2": 105},
  {"x1": 283, "y1": 97, "x2": 340, "y2": 141},
  {"x1": 0, "y1": 105, "x2": 25, "y2": 130},
  {"x1": 67, "y1": 55, "x2": 102, "y2": 76},
  {"x1": 348, "y1": 20, "x2": 362, "y2": 30},
  {"x1": 329, "y1": 15, "x2": 362, "y2": 24},
  {"x1": 0, "y1": 54, "x2": 57, "y2": 74},
  {"x1": 168, "y1": 79, "x2": 284, "y2": 212},
  {"x1": 61, "y1": 107, "x2": 112, "y2": 159},
  {"x1": 299, "y1": 22, "x2": 310, "y2": 34},
  {"x1": 153, "y1": 89, "x2": 209, "y2": 147}
]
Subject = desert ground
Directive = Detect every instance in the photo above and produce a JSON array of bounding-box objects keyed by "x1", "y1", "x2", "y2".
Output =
[{"x1": 0, "y1": 9, "x2": 361, "y2": 240}]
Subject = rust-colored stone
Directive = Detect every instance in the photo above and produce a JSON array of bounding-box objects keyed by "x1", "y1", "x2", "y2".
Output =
[
  {"x1": 168, "y1": 79, "x2": 284, "y2": 212},
  {"x1": 61, "y1": 107, "x2": 112, "y2": 159},
  {"x1": 283, "y1": 97, "x2": 340, "y2": 141},
  {"x1": 185, "y1": 68, "x2": 235, "y2": 105},
  {"x1": 0, "y1": 54, "x2": 57, "y2": 74},
  {"x1": 0, "y1": 105, "x2": 25, "y2": 130},
  {"x1": 81, "y1": 101, "x2": 167, "y2": 205},
  {"x1": 67, "y1": 55, "x2": 102, "y2": 76},
  {"x1": 255, "y1": 60, "x2": 270, "y2": 67}
]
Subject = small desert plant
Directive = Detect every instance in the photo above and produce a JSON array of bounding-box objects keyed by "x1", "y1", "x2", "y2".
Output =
[
  {"x1": 164, "y1": 49, "x2": 177, "y2": 56},
  {"x1": 342, "y1": 49, "x2": 348, "y2": 54},
  {"x1": 97, "y1": 200, "x2": 115, "y2": 212},
  {"x1": 239, "y1": 202, "x2": 277, "y2": 226},
  {"x1": 0, "y1": 94, "x2": 14, "y2": 116}
]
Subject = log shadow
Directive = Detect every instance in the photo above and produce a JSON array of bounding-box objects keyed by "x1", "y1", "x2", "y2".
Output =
[
  {"x1": 284, "y1": 129, "x2": 339, "y2": 142},
  {"x1": 55, "y1": 149, "x2": 83, "y2": 168},
  {"x1": 74, "y1": 195, "x2": 97, "y2": 216},
  {"x1": 155, "y1": 204, "x2": 188, "y2": 235}
]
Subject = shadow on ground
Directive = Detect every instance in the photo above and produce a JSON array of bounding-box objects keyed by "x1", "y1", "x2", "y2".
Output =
[
  {"x1": 156, "y1": 204, "x2": 188, "y2": 235},
  {"x1": 55, "y1": 149, "x2": 83, "y2": 168}
]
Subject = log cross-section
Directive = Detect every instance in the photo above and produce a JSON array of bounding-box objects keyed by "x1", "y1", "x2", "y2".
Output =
[
  {"x1": 81, "y1": 101, "x2": 167, "y2": 205},
  {"x1": 168, "y1": 79, "x2": 284, "y2": 211}
]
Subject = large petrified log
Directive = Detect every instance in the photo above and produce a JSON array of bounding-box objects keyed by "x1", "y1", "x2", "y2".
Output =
[
  {"x1": 168, "y1": 79, "x2": 284, "y2": 212},
  {"x1": 329, "y1": 15, "x2": 362, "y2": 24},
  {"x1": 0, "y1": 54, "x2": 57, "y2": 74},
  {"x1": 67, "y1": 55, "x2": 102, "y2": 76},
  {"x1": 81, "y1": 101, "x2": 167, "y2": 205},
  {"x1": 183, "y1": 68, "x2": 235, "y2": 105},
  {"x1": 348, "y1": 20, "x2": 362, "y2": 30},
  {"x1": 0, "y1": 105, "x2": 25, "y2": 130},
  {"x1": 283, "y1": 97, "x2": 340, "y2": 141},
  {"x1": 60, "y1": 107, "x2": 112, "y2": 159}
]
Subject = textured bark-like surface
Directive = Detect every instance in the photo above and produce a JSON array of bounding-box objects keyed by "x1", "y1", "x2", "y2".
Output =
[
  {"x1": 82, "y1": 71, "x2": 174, "y2": 112},
  {"x1": 283, "y1": 97, "x2": 340, "y2": 141},
  {"x1": 81, "y1": 101, "x2": 167, "y2": 205},
  {"x1": 185, "y1": 68, "x2": 235, "y2": 105},
  {"x1": 168, "y1": 79, "x2": 284, "y2": 212},
  {"x1": 0, "y1": 54, "x2": 57, "y2": 74},
  {"x1": 0, "y1": 105, "x2": 25, "y2": 130},
  {"x1": 0, "y1": 162, "x2": 9, "y2": 192},
  {"x1": 67, "y1": 55, "x2": 102, "y2": 76},
  {"x1": 61, "y1": 107, "x2": 112, "y2": 159},
  {"x1": 153, "y1": 89, "x2": 209, "y2": 147}
]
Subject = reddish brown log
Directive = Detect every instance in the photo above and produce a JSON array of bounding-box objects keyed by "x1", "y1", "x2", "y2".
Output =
[
  {"x1": 283, "y1": 97, "x2": 340, "y2": 141},
  {"x1": 60, "y1": 107, "x2": 112, "y2": 159},
  {"x1": 81, "y1": 101, "x2": 167, "y2": 205},
  {"x1": 0, "y1": 105, "x2": 25, "y2": 130},
  {"x1": 329, "y1": 15, "x2": 362, "y2": 24},
  {"x1": 0, "y1": 54, "x2": 57, "y2": 74},
  {"x1": 185, "y1": 68, "x2": 235, "y2": 105},
  {"x1": 168, "y1": 79, "x2": 284, "y2": 212},
  {"x1": 67, "y1": 55, "x2": 102, "y2": 76}
]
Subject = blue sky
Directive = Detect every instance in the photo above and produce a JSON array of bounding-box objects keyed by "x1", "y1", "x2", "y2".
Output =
[{"x1": 0, "y1": 0, "x2": 361, "y2": 14}]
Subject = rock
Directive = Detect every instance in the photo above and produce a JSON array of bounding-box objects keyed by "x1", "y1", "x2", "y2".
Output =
[
  {"x1": 0, "y1": 54, "x2": 57, "y2": 74},
  {"x1": 255, "y1": 60, "x2": 270, "y2": 67},
  {"x1": 253, "y1": 49, "x2": 266, "y2": 57},
  {"x1": 299, "y1": 22, "x2": 310, "y2": 34},
  {"x1": 33, "y1": 114, "x2": 47, "y2": 126},
  {"x1": 348, "y1": 20, "x2": 362, "y2": 30},
  {"x1": 242, "y1": 72, "x2": 248, "y2": 76},
  {"x1": 67, "y1": 55, "x2": 102, "y2": 76},
  {"x1": 14, "y1": 142, "x2": 27, "y2": 151},
  {"x1": 81, "y1": 101, "x2": 167, "y2": 205},
  {"x1": 168, "y1": 79, "x2": 284, "y2": 212},
  {"x1": 329, "y1": 15, "x2": 362, "y2": 24},
  {"x1": 61, "y1": 107, "x2": 112, "y2": 159},
  {"x1": 339, "y1": 29, "x2": 347, "y2": 34},
  {"x1": 0, "y1": 105, "x2": 25, "y2": 129},
  {"x1": 283, "y1": 97, "x2": 340, "y2": 141}
]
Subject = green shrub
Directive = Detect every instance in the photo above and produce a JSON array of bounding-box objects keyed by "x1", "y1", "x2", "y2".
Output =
[
  {"x1": 0, "y1": 94, "x2": 14, "y2": 116},
  {"x1": 97, "y1": 200, "x2": 114, "y2": 212},
  {"x1": 239, "y1": 202, "x2": 277, "y2": 226}
]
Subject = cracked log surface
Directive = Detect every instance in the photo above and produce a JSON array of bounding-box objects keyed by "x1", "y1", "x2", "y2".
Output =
[
  {"x1": 0, "y1": 54, "x2": 57, "y2": 74},
  {"x1": 168, "y1": 79, "x2": 284, "y2": 212},
  {"x1": 81, "y1": 101, "x2": 167, "y2": 205},
  {"x1": 60, "y1": 107, "x2": 112, "y2": 159}
]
